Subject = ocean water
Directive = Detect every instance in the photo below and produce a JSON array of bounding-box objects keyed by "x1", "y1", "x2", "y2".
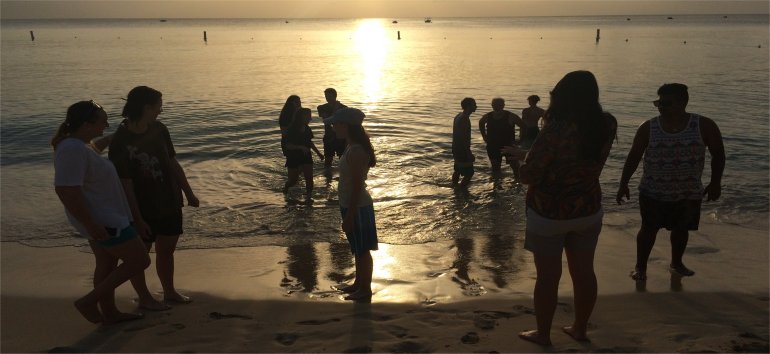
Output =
[{"x1": 2, "y1": 15, "x2": 768, "y2": 251}]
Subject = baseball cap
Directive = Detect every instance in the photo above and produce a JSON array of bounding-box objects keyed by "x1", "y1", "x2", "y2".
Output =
[{"x1": 323, "y1": 107, "x2": 365, "y2": 126}]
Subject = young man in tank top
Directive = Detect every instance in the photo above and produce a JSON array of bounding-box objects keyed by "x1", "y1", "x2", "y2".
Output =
[
  {"x1": 452, "y1": 97, "x2": 477, "y2": 188},
  {"x1": 617, "y1": 83, "x2": 725, "y2": 282},
  {"x1": 317, "y1": 88, "x2": 347, "y2": 167},
  {"x1": 478, "y1": 97, "x2": 524, "y2": 179}
]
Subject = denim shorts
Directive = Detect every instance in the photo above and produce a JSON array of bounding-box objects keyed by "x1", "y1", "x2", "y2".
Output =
[
  {"x1": 96, "y1": 224, "x2": 139, "y2": 247},
  {"x1": 340, "y1": 205, "x2": 379, "y2": 255}
]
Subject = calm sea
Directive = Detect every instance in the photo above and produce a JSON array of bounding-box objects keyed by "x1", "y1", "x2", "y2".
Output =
[{"x1": 2, "y1": 15, "x2": 768, "y2": 250}]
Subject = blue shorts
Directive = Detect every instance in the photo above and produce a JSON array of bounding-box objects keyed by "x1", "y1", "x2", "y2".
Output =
[
  {"x1": 340, "y1": 205, "x2": 379, "y2": 255},
  {"x1": 96, "y1": 224, "x2": 139, "y2": 247}
]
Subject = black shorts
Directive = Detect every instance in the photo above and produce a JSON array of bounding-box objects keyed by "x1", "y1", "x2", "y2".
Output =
[
  {"x1": 323, "y1": 138, "x2": 346, "y2": 159},
  {"x1": 285, "y1": 153, "x2": 313, "y2": 169},
  {"x1": 144, "y1": 209, "x2": 183, "y2": 241},
  {"x1": 639, "y1": 194, "x2": 701, "y2": 231},
  {"x1": 486, "y1": 144, "x2": 515, "y2": 164}
]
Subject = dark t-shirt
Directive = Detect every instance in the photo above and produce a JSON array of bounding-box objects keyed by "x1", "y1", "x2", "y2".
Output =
[
  {"x1": 108, "y1": 121, "x2": 181, "y2": 220},
  {"x1": 285, "y1": 126, "x2": 314, "y2": 161},
  {"x1": 317, "y1": 101, "x2": 347, "y2": 142}
]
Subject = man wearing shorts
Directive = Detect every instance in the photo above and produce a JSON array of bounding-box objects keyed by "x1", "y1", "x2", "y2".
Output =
[
  {"x1": 452, "y1": 97, "x2": 477, "y2": 188},
  {"x1": 317, "y1": 88, "x2": 347, "y2": 167},
  {"x1": 478, "y1": 97, "x2": 524, "y2": 178},
  {"x1": 617, "y1": 83, "x2": 725, "y2": 281}
]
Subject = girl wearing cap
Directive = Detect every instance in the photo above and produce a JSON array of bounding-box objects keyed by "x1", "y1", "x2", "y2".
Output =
[
  {"x1": 52, "y1": 100, "x2": 151, "y2": 324},
  {"x1": 326, "y1": 108, "x2": 378, "y2": 301}
]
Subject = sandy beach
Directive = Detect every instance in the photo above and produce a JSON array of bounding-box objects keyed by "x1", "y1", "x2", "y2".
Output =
[{"x1": 2, "y1": 211, "x2": 768, "y2": 353}]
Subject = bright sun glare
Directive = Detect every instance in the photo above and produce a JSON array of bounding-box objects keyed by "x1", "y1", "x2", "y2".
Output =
[{"x1": 353, "y1": 19, "x2": 389, "y2": 109}]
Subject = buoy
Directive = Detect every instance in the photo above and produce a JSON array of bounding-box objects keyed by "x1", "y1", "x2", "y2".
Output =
[
  {"x1": 203, "y1": 31, "x2": 207, "y2": 42},
  {"x1": 30, "y1": 30, "x2": 35, "y2": 41},
  {"x1": 596, "y1": 28, "x2": 600, "y2": 43},
  {"x1": 397, "y1": 31, "x2": 401, "y2": 40}
]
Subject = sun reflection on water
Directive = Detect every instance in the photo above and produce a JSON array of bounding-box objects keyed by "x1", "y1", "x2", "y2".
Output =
[{"x1": 353, "y1": 19, "x2": 389, "y2": 110}]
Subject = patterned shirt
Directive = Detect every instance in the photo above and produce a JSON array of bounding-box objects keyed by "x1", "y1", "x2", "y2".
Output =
[
  {"x1": 520, "y1": 114, "x2": 616, "y2": 220},
  {"x1": 639, "y1": 114, "x2": 706, "y2": 201}
]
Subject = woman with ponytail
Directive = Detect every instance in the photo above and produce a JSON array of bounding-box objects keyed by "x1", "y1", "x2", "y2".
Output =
[
  {"x1": 53, "y1": 100, "x2": 150, "y2": 324},
  {"x1": 504, "y1": 71, "x2": 617, "y2": 345},
  {"x1": 324, "y1": 108, "x2": 378, "y2": 301},
  {"x1": 109, "y1": 86, "x2": 199, "y2": 309}
]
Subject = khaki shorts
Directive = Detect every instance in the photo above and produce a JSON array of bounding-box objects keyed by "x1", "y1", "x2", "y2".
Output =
[{"x1": 524, "y1": 208, "x2": 602, "y2": 256}]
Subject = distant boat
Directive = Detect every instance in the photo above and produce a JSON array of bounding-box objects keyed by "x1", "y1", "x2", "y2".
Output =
[
  {"x1": 392, "y1": 20, "x2": 398, "y2": 24},
  {"x1": 667, "y1": 16, "x2": 674, "y2": 20},
  {"x1": 285, "y1": 20, "x2": 289, "y2": 24},
  {"x1": 424, "y1": 17, "x2": 432, "y2": 23},
  {"x1": 159, "y1": 19, "x2": 167, "y2": 22}
]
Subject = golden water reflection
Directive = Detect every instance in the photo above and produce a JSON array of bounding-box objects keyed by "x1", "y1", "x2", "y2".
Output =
[{"x1": 353, "y1": 19, "x2": 389, "y2": 110}]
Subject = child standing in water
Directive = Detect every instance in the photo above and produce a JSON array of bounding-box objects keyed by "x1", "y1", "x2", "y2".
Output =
[
  {"x1": 324, "y1": 108, "x2": 378, "y2": 301},
  {"x1": 283, "y1": 107, "x2": 323, "y2": 199}
]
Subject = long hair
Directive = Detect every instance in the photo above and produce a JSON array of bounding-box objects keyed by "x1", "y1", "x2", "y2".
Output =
[
  {"x1": 51, "y1": 101, "x2": 103, "y2": 149},
  {"x1": 122, "y1": 86, "x2": 162, "y2": 121},
  {"x1": 544, "y1": 70, "x2": 612, "y2": 161},
  {"x1": 347, "y1": 124, "x2": 376, "y2": 168},
  {"x1": 279, "y1": 95, "x2": 301, "y2": 127},
  {"x1": 287, "y1": 107, "x2": 311, "y2": 134}
]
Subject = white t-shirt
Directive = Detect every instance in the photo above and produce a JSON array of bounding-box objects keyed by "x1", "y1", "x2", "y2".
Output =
[{"x1": 54, "y1": 138, "x2": 132, "y2": 239}]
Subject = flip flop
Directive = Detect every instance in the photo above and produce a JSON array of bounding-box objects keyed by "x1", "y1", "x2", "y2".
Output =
[
  {"x1": 630, "y1": 269, "x2": 647, "y2": 281},
  {"x1": 669, "y1": 264, "x2": 695, "y2": 276}
]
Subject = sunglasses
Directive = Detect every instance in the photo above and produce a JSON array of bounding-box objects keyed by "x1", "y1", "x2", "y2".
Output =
[{"x1": 653, "y1": 99, "x2": 674, "y2": 108}]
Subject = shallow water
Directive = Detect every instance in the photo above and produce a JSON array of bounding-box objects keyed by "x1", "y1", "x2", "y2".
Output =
[{"x1": 1, "y1": 15, "x2": 768, "y2": 249}]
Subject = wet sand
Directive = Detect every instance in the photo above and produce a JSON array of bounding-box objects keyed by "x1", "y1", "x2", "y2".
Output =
[{"x1": 2, "y1": 212, "x2": 768, "y2": 352}]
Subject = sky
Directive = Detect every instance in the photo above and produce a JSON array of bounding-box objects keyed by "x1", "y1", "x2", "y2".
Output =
[{"x1": 1, "y1": 0, "x2": 767, "y2": 19}]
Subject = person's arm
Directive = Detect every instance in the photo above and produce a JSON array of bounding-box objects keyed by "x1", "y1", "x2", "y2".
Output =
[
  {"x1": 55, "y1": 186, "x2": 109, "y2": 241},
  {"x1": 310, "y1": 141, "x2": 323, "y2": 159},
  {"x1": 171, "y1": 158, "x2": 199, "y2": 207},
  {"x1": 90, "y1": 133, "x2": 114, "y2": 153},
  {"x1": 509, "y1": 112, "x2": 524, "y2": 143},
  {"x1": 119, "y1": 178, "x2": 152, "y2": 239},
  {"x1": 616, "y1": 121, "x2": 650, "y2": 204},
  {"x1": 341, "y1": 147, "x2": 367, "y2": 235},
  {"x1": 700, "y1": 116, "x2": 725, "y2": 201},
  {"x1": 478, "y1": 114, "x2": 488, "y2": 143}
]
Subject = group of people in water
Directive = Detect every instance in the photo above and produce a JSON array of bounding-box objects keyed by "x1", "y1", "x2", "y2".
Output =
[{"x1": 53, "y1": 70, "x2": 724, "y2": 347}]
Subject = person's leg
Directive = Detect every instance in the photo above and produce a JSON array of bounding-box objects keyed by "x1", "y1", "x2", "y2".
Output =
[
  {"x1": 155, "y1": 234, "x2": 190, "y2": 302},
  {"x1": 519, "y1": 251, "x2": 562, "y2": 346},
  {"x1": 670, "y1": 230, "x2": 694, "y2": 276},
  {"x1": 302, "y1": 164, "x2": 314, "y2": 199},
  {"x1": 451, "y1": 171, "x2": 460, "y2": 187},
  {"x1": 323, "y1": 141, "x2": 334, "y2": 167},
  {"x1": 75, "y1": 237, "x2": 151, "y2": 323},
  {"x1": 88, "y1": 241, "x2": 143, "y2": 323},
  {"x1": 632, "y1": 225, "x2": 659, "y2": 280},
  {"x1": 129, "y1": 241, "x2": 170, "y2": 310},
  {"x1": 283, "y1": 167, "x2": 299, "y2": 193},
  {"x1": 345, "y1": 251, "x2": 373, "y2": 300},
  {"x1": 564, "y1": 246, "x2": 597, "y2": 341}
]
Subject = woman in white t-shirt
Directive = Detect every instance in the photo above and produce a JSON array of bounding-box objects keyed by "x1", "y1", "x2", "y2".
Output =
[{"x1": 52, "y1": 100, "x2": 151, "y2": 324}]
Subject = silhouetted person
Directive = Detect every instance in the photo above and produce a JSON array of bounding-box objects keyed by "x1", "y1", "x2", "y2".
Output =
[
  {"x1": 504, "y1": 71, "x2": 617, "y2": 345},
  {"x1": 282, "y1": 108, "x2": 323, "y2": 200},
  {"x1": 520, "y1": 95, "x2": 545, "y2": 149},
  {"x1": 279, "y1": 95, "x2": 302, "y2": 156},
  {"x1": 479, "y1": 97, "x2": 524, "y2": 178},
  {"x1": 452, "y1": 97, "x2": 477, "y2": 188},
  {"x1": 617, "y1": 83, "x2": 725, "y2": 281},
  {"x1": 317, "y1": 88, "x2": 347, "y2": 167}
]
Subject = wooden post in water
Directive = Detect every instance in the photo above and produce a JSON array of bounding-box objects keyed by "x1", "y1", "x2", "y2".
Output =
[
  {"x1": 30, "y1": 30, "x2": 35, "y2": 41},
  {"x1": 203, "y1": 31, "x2": 207, "y2": 42},
  {"x1": 397, "y1": 31, "x2": 401, "y2": 40},
  {"x1": 596, "y1": 28, "x2": 600, "y2": 43}
]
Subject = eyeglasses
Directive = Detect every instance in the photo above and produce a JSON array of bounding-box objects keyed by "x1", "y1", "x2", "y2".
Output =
[{"x1": 653, "y1": 99, "x2": 674, "y2": 108}]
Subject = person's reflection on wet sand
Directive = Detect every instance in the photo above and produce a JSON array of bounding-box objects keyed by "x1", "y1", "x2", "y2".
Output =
[
  {"x1": 281, "y1": 243, "x2": 319, "y2": 294},
  {"x1": 327, "y1": 242, "x2": 355, "y2": 286}
]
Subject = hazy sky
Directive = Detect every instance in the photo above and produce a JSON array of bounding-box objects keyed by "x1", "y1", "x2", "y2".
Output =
[{"x1": 1, "y1": 0, "x2": 767, "y2": 19}]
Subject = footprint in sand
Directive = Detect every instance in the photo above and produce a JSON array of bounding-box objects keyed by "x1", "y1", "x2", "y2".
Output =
[
  {"x1": 343, "y1": 345, "x2": 372, "y2": 353},
  {"x1": 296, "y1": 318, "x2": 341, "y2": 325},
  {"x1": 389, "y1": 340, "x2": 429, "y2": 352},
  {"x1": 209, "y1": 311, "x2": 253, "y2": 320},
  {"x1": 511, "y1": 305, "x2": 535, "y2": 315},
  {"x1": 461, "y1": 332, "x2": 480, "y2": 344},
  {"x1": 275, "y1": 333, "x2": 299, "y2": 346},
  {"x1": 473, "y1": 314, "x2": 497, "y2": 330},
  {"x1": 156, "y1": 323, "x2": 186, "y2": 336}
]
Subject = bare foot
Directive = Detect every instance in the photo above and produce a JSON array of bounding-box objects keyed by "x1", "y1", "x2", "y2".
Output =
[
  {"x1": 74, "y1": 298, "x2": 102, "y2": 323},
  {"x1": 164, "y1": 292, "x2": 192, "y2": 304},
  {"x1": 337, "y1": 284, "x2": 359, "y2": 294},
  {"x1": 102, "y1": 312, "x2": 144, "y2": 325},
  {"x1": 138, "y1": 298, "x2": 171, "y2": 311},
  {"x1": 518, "y1": 330, "x2": 552, "y2": 346},
  {"x1": 562, "y1": 326, "x2": 590, "y2": 342},
  {"x1": 343, "y1": 290, "x2": 372, "y2": 301}
]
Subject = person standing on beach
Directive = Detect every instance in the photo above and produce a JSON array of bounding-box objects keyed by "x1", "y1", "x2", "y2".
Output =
[
  {"x1": 520, "y1": 95, "x2": 545, "y2": 149},
  {"x1": 282, "y1": 107, "x2": 324, "y2": 199},
  {"x1": 617, "y1": 83, "x2": 725, "y2": 281},
  {"x1": 52, "y1": 100, "x2": 151, "y2": 324},
  {"x1": 479, "y1": 97, "x2": 524, "y2": 178},
  {"x1": 317, "y1": 88, "x2": 348, "y2": 167},
  {"x1": 452, "y1": 97, "x2": 477, "y2": 188},
  {"x1": 325, "y1": 108, "x2": 378, "y2": 301},
  {"x1": 109, "y1": 86, "x2": 200, "y2": 309},
  {"x1": 504, "y1": 71, "x2": 617, "y2": 345},
  {"x1": 279, "y1": 95, "x2": 302, "y2": 156}
]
